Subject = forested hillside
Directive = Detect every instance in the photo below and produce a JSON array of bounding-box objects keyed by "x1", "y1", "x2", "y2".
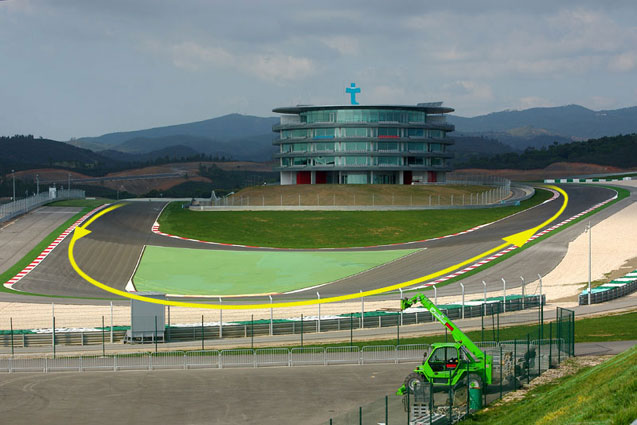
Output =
[{"x1": 457, "y1": 134, "x2": 637, "y2": 169}]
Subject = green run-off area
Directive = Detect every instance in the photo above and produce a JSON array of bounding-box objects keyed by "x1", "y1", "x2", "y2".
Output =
[
  {"x1": 157, "y1": 189, "x2": 552, "y2": 248},
  {"x1": 133, "y1": 246, "x2": 419, "y2": 296}
]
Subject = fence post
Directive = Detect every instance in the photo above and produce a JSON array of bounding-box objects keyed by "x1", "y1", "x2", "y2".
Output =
[
  {"x1": 520, "y1": 276, "x2": 525, "y2": 310},
  {"x1": 360, "y1": 290, "x2": 364, "y2": 329},
  {"x1": 102, "y1": 316, "x2": 105, "y2": 357},
  {"x1": 154, "y1": 315, "x2": 158, "y2": 355},
  {"x1": 399, "y1": 288, "x2": 404, "y2": 325},
  {"x1": 396, "y1": 314, "x2": 400, "y2": 346},
  {"x1": 549, "y1": 321, "x2": 552, "y2": 368},
  {"x1": 10, "y1": 317, "x2": 14, "y2": 357},
  {"x1": 317, "y1": 292, "x2": 321, "y2": 333},
  {"x1": 482, "y1": 280, "x2": 487, "y2": 316},
  {"x1": 110, "y1": 301, "x2": 114, "y2": 343},
  {"x1": 300, "y1": 313, "x2": 304, "y2": 348},
  {"x1": 52, "y1": 316, "x2": 56, "y2": 359},
  {"x1": 526, "y1": 334, "x2": 530, "y2": 384},
  {"x1": 501, "y1": 278, "x2": 506, "y2": 312},
  {"x1": 513, "y1": 338, "x2": 517, "y2": 390},
  {"x1": 269, "y1": 295, "x2": 273, "y2": 336},
  {"x1": 218, "y1": 297, "x2": 223, "y2": 338},
  {"x1": 201, "y1": 315, "x2": 204, "y2": 350},
  {"x1": 350, "y1": 313, "x2": 353, "y2": 346},
  {"x1": 251, "y1": 314, "x2": 254, "y2": 350},
  {"x1": 499, "y1": 344, "x2": 503, "y2": 399},
  {"x1": 460, "y1": 282, "x2": 465, "y2": 319}
]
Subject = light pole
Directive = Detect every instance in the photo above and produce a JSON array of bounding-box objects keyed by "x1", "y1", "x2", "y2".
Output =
[
  {"x1": 36, "y1": 174, "x2": 40, "y2": 196},
  {"x1": 12, "y1": 169, "x2": 15, "y2": 202},
  {"x1": 482, "y1": 280, "x2": 487, "y2": 315},
  {"x1": 585, "y1": 222, "x2": 592, "y2": 305}
]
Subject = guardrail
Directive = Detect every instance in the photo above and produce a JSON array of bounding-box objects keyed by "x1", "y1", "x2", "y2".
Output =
[
  {"x1": 579, "y1": 278, "x2": 637, "y2": 305},
  {"x1": 0, "y1": 189, "x2": 85, "y2": 223},
  {"x1": 0, "y1": 338, "x2": 571, "y2": 375},
  {"x1": 0, "y1": 344, "x2": 429, "y2": 373}
]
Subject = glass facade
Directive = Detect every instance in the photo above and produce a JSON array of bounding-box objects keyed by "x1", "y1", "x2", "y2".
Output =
[{"x1": 273, "y1": 104, "x2": 454, "y2": 184}]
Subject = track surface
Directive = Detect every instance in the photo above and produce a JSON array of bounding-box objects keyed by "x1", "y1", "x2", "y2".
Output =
[{"x1": 7, "y1": 184, "x2": 630, "y2": 304}]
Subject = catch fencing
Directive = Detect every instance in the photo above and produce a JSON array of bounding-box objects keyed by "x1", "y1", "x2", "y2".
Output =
[
  {"x1": 0, "y1": 338, "x2": 571, "y2": 374},
  {"x1": 0, "y1": 189, "x2": 85, "y2": 223},
  {"x1": 324, "y1": 306, "x2": 575, "y2": 425},
  {"x1": 0, "y1": 295, "x2": 544, "y2": 350}
]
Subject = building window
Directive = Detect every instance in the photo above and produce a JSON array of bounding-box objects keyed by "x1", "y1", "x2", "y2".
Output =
[
  {"x1": 376, "y1": 156, "x2": 401, "y2": 166},
  {"x1": 313, "y1": 128, "x2": 336, "y2": 139},
  {"x1": 406, "y1": 156, "x2": 424, "y2": 165},
  {"x1": 345, "y1": 173, "x2": 368, "y2": 184},
  {"x1": 281, "y1": 129, "x2": 309, "y2": 139},
  {"x1": 344, "y1": 156, "x2": 368, "y2": 166},
  {"x1": 408, "y1": 142, "x2": 426, "y2": 152},
  {"x1": 432, "y1": 157, "x2": 443, "y2": 167},
  {"x1": 377, "y1": 141, "x2": 399, "y2": 151},
  {"x1": 341, "y1": 127, "x2": 369, "y2": 138},
  {"x1": 313, "y1": 156, "x2": 336, "y2": 166},
  {"x1": 341, "y1": 141, "x2": 369, "y2": 152},
  {"x1": 293, "y1": 143, "x2": 308, "y2": 152},
  {"x1": 293, "y1": 157, "x2": 310, "y2": 166},
  {"x1": 408, "y1": 128, "x2": 425, "y2": 137},
  {"x1": 378, "y1": 127, "x2": 400, "y2": 138},
  {"x1": 314, "y1": 142, "x2": 335, "y2": 152},
  {"x1": 429, "y1": 143, "x2": 444, "y2": 152},
  {"x1": 281, "y1": 144, "x2": 292, "y2": 153}
]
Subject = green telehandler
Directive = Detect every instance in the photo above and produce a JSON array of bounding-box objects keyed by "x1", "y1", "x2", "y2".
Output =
[{"x1": 396, "y1": 293, "x2": 492, "y2": 403}]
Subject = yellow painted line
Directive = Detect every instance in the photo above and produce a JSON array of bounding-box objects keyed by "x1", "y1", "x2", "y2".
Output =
[{"x1": 68, "y1": 187, "x2": 568, "y2": 310}]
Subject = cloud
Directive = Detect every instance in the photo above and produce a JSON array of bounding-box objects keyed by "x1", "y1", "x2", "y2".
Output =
[
  {"x1": 517, "y1": 97, "x2": 555, "y2": 110},
  {"x1": 608, "y1": 52, "x2": 637, "y2": 72},
  {"x1": 144, "y1": 40, "x2": 316, "y2": 83}
]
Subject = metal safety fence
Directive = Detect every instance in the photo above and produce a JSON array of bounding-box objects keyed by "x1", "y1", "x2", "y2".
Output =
[
  {"x1": 323, "y1": 307, "x2": 575, "y2": 425},
  {"x1": 0, "y1": 189, "x2": 85, "y2": 223},
  {"x1": 0, "y1": 295, "x2": 544, "y2": 350}
]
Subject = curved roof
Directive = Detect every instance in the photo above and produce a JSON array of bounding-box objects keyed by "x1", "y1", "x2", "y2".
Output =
[{"x1": 272, "y1": 104, "x2": 454, "y2": 114}]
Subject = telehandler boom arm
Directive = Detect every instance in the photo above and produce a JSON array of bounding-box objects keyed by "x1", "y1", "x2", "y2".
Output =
[{"x1": 401, "y1": 293, "x2": 486, "y2": 361}]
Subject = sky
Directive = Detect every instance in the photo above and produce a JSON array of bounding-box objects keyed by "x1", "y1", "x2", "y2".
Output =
[{"x1": 1, "y1": 0, "x2": 636, "y2": 140}]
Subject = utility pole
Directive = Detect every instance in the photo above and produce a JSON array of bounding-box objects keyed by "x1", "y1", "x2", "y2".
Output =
[
  {"x1": 12, "y1": 169, "x2": 16, "y2": 201},
  {"x1": 36, "y1": 174, "x2": 40, "y2": 195}
]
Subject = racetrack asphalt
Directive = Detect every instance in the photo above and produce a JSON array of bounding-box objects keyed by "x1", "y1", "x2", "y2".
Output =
[{"x1": 5, "y1": 184, "x2": 633, "y2": 305}]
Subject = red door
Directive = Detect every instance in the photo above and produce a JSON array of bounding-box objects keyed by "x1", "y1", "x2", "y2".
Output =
[
  {"x1": 403, "y1": 171, "x2": 412, "y2": 185},
  {"x1": 315, "y1": 171, "x2": 327, "y2": 184},
  {"x1": 296, "y1": 171, "x2": 311, "y2": 184},
  {"x1": 427, "y1": 171, "x2": 437, "y2": 183}
]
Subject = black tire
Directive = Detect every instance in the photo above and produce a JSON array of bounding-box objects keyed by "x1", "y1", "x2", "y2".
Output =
[{"x1": 403, "y1": 372, "x2": 426, "y2": 394}]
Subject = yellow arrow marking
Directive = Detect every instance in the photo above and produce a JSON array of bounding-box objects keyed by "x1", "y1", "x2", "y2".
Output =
[
  {"x1": 503, "y1": 185, "x2": 568, "y2": 247},
  {"x1": 68, "y1": 186, "x2": 567, "y2": 310}
]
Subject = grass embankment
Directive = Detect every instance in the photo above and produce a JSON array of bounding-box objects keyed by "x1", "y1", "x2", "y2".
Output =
[
  {"x1": 230, "y1": 184, "x2": 489, "y2": 207},
  {"x1": 158, "y1": 189, "x2": 551, "y2": 248},
  {"x1": 462, "y1": 345, "x2": 637, "y2": 425},
  {"x1": 0, "y1": 198, "x2": 112, "y2": 296}
]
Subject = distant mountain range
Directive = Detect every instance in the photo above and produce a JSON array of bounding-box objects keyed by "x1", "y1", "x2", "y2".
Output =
[
  {"x1": 70, "y1": 114, "x2": 278, "y2": 162},
  {"x1": 64, "y1": 105, "x2": 637, "y2": 163}
]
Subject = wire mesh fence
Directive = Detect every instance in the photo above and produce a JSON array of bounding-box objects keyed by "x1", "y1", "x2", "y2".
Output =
[
  {"x1": 0, "y1": 295, "x2": 545, "y2": 352},
  {"x1": 321, "y1": 306, "x2": 575, "y2": 425},
  {"x1": 0, "y1": 189, "x2": 85, "y2": 223}
]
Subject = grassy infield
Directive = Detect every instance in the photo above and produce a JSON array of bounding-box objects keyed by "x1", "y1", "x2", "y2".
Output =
[{"x1": 159, "y1": 189, "x2": 553, "y2": 248}]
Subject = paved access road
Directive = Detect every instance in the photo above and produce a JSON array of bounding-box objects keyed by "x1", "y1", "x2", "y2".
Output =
[
  {"x1": 0, "y1": 341, "x2": 632, "y2": 425},
  {"x1": 0, "y1": 206, "x2": 82, "y2": 275},
  {"x1": 6, "y1": 184, "x2": 632, "y2": 303}
]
